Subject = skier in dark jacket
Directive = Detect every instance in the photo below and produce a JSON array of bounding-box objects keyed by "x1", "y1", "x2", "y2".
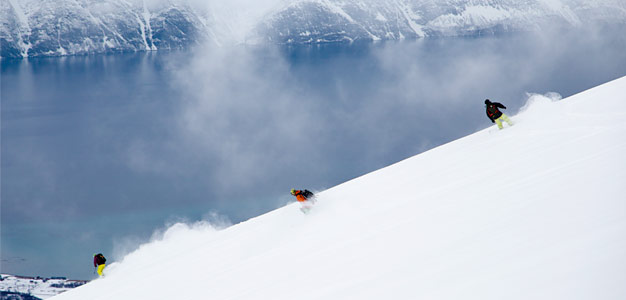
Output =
[
  {"x1": 485, "y1": 99, "x2": 513, "y2": 129},
  {"x1": 93, "y1": 253, "x2": 106, "y2": 276}
]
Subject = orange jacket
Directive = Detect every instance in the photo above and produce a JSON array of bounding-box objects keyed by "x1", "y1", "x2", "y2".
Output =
[{"x1": 293, "y1": 190, "x2": 307, "y2": 202}]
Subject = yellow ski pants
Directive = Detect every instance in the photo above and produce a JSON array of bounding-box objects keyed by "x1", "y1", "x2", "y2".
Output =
[
  {"x1": 97, "y1": 264, "x2": 106, "y2": 276},
  {"x1": 495, "y1": 114, "x2": 513, "y2": 129}
]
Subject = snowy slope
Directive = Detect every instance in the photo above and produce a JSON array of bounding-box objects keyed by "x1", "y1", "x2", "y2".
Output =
[
  {"x1": 2, "y1": 0, "x2": 626, "y2": 57},
  {"x1": 51, "y1": 76, "x2": 626, "y2": 299}
]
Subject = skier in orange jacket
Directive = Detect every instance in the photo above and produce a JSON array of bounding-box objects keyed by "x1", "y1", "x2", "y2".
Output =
[{"x1": 291, "y1": 189, "x2": 315, "y2": 213}]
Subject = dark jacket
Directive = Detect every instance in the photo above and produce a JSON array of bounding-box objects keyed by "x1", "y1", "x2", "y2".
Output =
[
  {"x1": 485, "y1": 100, "x2": 506, "y2": 122},
  {"x1": 94, "y1": 254, "x2": 106, "y2": 267}
]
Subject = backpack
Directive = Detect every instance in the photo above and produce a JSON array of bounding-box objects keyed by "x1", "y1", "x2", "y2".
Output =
[
  {"x1": 486, "y1": 104, "x2": 502, "y2": 119},
  {"x1": 96, "y1": 254, "x2": 106, "y2": 264},
  {"x1": 302, "y1": 190, "x2": 314, "y2": 199}
]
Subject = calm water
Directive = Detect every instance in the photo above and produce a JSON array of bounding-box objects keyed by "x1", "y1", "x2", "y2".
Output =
[{"x1": 2, "y1": 28, "x2": 626, "y2": 279}]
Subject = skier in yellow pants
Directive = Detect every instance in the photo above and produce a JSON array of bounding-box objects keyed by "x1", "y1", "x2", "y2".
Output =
[
  {"x1": 485, "y1": 99, "x2": 514, "y2": 129},
  {"x1": 93, "y1": 253, "x2": 107, "y2": 276}
]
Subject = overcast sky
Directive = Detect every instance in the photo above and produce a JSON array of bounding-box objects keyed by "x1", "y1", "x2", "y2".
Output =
[{"x1": 2, "y1": 24, "x2": 626, "y2": 279}]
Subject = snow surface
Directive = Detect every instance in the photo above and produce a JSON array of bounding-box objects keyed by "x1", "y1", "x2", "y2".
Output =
[{"x1": 51, "y1": 76, "x2": 626, "y2": 299}]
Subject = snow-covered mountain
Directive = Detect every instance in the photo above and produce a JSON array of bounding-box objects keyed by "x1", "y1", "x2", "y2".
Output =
[
  {"x1": 48, "y1": 76, "x2": 626, "y2": 299},
  {"x1": 1, "y1": 0, "x2": 212, "y2": 58},
  {"x1": 2, "y1": 0, "x2": 626, "y2": 58},
  {"x1": 0, "y1": 274, "x2": 87, "y2": 299},
  {"x1": 257, "y1": 0, "x2": 626, "y2": 43}
]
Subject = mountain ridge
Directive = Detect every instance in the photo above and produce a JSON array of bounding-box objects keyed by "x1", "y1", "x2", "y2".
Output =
[{"x1": 2, "y1": 0, "x2": 625, "y2": 58}]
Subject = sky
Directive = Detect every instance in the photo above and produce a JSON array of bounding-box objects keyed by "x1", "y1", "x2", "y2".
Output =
[
  {"x1": 49, "y1": 76, "x2": 626, "y2": 300},
  {"x1": 2, "y1": 22, "x2": 626, "y2": 279}
]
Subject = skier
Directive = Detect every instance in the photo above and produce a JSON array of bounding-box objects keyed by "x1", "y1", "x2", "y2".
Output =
[
  {"x1": 93, "y1": 253, "x2": 107, "y2": 276},
  {"x1": 485, "y1": 99, "x2": 513, "y2": 129},
  {"x1": 291, "y1": 189, "x2": 315, "y2": 214}
]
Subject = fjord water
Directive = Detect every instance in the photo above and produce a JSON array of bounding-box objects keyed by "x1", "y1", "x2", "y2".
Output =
[{"x1": 2, "y1": 29, "x2": 626, "y2": 279}]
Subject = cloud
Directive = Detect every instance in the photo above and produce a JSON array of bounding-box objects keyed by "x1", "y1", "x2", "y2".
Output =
[{"x1": 165, "y1": 46, "x2": 329, "y2": 193}]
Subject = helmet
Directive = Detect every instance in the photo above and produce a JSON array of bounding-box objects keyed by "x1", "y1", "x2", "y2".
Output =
[
  {"x1": 484, "y1": 99, "x2": 491, "y2": 104},
  {"x1": 290, "y1": 189, "x2": 296, "y2": 195}
]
